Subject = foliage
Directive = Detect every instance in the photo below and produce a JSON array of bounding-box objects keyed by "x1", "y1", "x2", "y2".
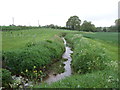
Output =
[
  {"x1": 34, "y1": 32, "x2": 118, "y2": 88},
  {"x1": 34, "y1": 69, "x2": 118, "y2": 88},
  {"x1": 108, "y1": 26, "x2": 118, "y2": 32},
  {"x1": 2, "y1": 28, "x2": 62, "y2": 51},
  {"x1": 66, "y1": 16, "x2": 81, "y2": 30},
  {"x1": 1, "y1": 25, "x2": 41, "y2": 31},
  {"x1": 1, "y1": 68, "x2": 13, "y2": 88},
  {"x1": 65, "y1": 34, "x2": 109, "y2": 74},
  {"x1": 2, "y1": 40, "x2": 64, "y2": 77},
  {"x1": 80, "y1": 20, "x2": 96, "y2": 32},
  {"x1": 115, "y1": 18, "x2": 120, "y2": 32},
  {"x1": 2, "y1": 29, "x2": 68, "y2": 82}
]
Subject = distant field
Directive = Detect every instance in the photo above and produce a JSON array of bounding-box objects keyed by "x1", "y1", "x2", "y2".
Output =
[{"x1": 82, "y1": 32, "x2": 118, "y2": 45}]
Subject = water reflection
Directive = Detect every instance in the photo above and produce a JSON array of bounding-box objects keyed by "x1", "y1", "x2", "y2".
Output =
[{"x1": 44, "y1": 37, "x2": 73, "y2": 84}]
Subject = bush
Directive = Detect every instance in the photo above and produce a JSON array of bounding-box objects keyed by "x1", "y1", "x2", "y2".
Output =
[
  {"x1": 1, "y1": 68, "x2": 13, "y2": 88},
  {"x1": 2, "y1": 40, "x2": 65, "y2": 77},
  {"x1": 65, "y1": 34, "x2": 109, "y2": 74}
]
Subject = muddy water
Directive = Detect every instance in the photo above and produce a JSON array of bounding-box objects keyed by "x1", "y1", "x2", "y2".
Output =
[{"x1": 44, "y1": 37, "x2": 73, "y2": 84}]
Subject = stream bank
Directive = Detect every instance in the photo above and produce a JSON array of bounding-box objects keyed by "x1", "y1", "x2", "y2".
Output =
[
  {"x1": 9, "y1": 37, "x2": 73, "y2": 88},
  {"x1": 44, "y1": 37, "x2": 73, "y2": 84}
]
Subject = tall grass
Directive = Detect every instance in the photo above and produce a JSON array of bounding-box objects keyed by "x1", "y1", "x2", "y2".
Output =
[
  {"x1": 2, "y1": 29, "x2": 68, "y2": 81},
  {"x1": 34, "y1": 69, "x2": 118, "y2": 88},
  {"x1": 35, "y1": 32, "x2": 118, "y2": 88},
  {"x1": 65, "y1": 34, "x2": 109, "y2": 74}
]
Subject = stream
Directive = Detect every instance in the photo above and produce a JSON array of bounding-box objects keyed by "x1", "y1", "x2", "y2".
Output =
[
  {"x1": 10, "y1": 37, "x2": 73, "y2": 88},
  {"x1": 44, "y1": 37, "x2": 73, "y2": 84}
]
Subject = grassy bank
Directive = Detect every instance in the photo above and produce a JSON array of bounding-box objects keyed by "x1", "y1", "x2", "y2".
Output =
[
  {"x1": 34, "y1": 32, "x2": 118, "y2": 88},
  {"x1": 2, "y1": 28, "x2": 73, "y2": 88}
]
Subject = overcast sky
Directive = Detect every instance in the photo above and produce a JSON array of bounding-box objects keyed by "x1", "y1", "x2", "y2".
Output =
[{"x1": 0, "y1": 0, "x2": 119, "y2": 27}]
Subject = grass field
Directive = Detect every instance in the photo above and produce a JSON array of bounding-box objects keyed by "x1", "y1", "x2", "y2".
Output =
[
  {"x1": 2, "y1": 28, "x2": 65, "y2": 51},
  {"x1": 1, "y1": 29, "x2": 119, "y2": 88},
  {"x1": 81, "y1": 32, "x2": 118, "y2": 45}
]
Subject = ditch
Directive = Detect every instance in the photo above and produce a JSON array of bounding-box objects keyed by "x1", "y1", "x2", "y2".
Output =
[
  {"x1": 10, "y1": 37, "x2": 73, "y2": 88},
  {"x1": 43, "y1": 37, "x2": 73, "y2": 84}
]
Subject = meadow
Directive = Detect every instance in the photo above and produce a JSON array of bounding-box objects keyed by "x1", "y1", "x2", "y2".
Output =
[
  {"x1": 1, "y1": 28, "x2": 119, "y2": 88},
  {"x1": 2, "y1": 28, "x2": 65, "y2": 51},
  {"x1": 81, "y1": 32, "x2": 118, "y2": 45}
]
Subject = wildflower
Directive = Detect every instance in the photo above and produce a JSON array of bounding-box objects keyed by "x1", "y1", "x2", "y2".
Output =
[
  {"x1": 43, "y1": 66, "x2": 46, "y2": 68},
  {"x1": 88, "y1": 67, "x2": 91, "y2": 69},
  {"x1": 108, "y1": 79, "x2": 111, "y2": 82},
  {"x1": 108, "y1": 76, "x2": 112, "y2": 79},
  {"x1": 117, "y1": 78, "x2": 119, "y2": 82},
  {"x1": 38, "y1": 74, "x2": 40, "y2": 76},
  {"x1": 34, "y1": 66, "x2": 36, "y2": 69},
  {"x1": 77, "y1": 85, "x2": 80, "y2": 88},
  {"x1": 40, "y1": 70, "x2": 42, "y2": 73},
  {"x1": 21, "y1": 72, "x2": 23, "y2": 74},
  {"x1": 33, "y1": 70, "x2": 37, "y2": 73},
  {"x1": 25, "y1": 69, "x2": 28, "y2": 72}
]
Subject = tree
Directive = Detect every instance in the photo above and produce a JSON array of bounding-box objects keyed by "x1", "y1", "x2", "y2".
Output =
[
  {"x1": 115, "y1": 18, "x2": 120, "y2": 32},
  {"x1": 66, "y1": 15, "x2": 81, "y2": 30},
  {"x1": 103, "y1": 27, "x2": 107, "y2": 32},
  {"x1": 96, "y1": 27, "x2": 102, "y2": 32},
  {"x1": 81, "y1": 20, "x2": 96, "y2": 32},
  {"x1": 108, "y1": 26, "x2": 117, "y2": 32}
]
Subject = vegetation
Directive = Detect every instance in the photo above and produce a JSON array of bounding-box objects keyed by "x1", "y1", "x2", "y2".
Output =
[
  {"x1": 80, "y1": 20, "x2": 96, "y2": 32},
  {"x1": 1, "y1": 17, "x2": 119, "y2": 32},
  {"x1": 2, "y1": 29, "x2": 65, "y2": 51},
  {"x1": 66, "y1": 34, "x2": 108, "y2": 74},
  {"x1": 66, "y1": 16, "x2": 81, "y2": 30},
  {"x1": 2, "y1": 29, "x2": 69, "y2": 85},
  {"x1": 1, "y1": 68, "x2": 13, "y2": 88},
  {"x1": 35, "y1": 69, "x2": 118, "y2": 88},
  {"x1": 2, "y1": 40, "x2": 64, "y2": 75},
  {"x1": 34, "y1": 31, "x2": 118, "y2": 88},
  {"x1": 1, "y1": 25, "x2": 41, "y2": 31},
  {"x1": 81, "y1": 32, "x2": 118, "y2": 45},
  {"x1": 115, "y1": 18, "x2": 120, "y2": 32}
]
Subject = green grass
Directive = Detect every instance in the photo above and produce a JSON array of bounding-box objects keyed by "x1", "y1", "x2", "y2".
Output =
[
  {"x1": 81, "y1": 32, "x2": 118, "y2": 45},
  {"x1": 2, "y1": 28, "x2": 77, "y2": 51},
  {"x1": 2, "y1": 28, "x2": 61, "y2": 51},
  {"x1": 34, "y1": 69, "x2": 118, "y2": 88}
]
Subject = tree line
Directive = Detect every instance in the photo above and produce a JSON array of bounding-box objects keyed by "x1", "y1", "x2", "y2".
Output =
[
  {"x1": 66, "y1": 15, "x2": 119, "y2": 32},
  {"x1": 1, "y1": 15, "x2": 120, "y2": 32}
]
